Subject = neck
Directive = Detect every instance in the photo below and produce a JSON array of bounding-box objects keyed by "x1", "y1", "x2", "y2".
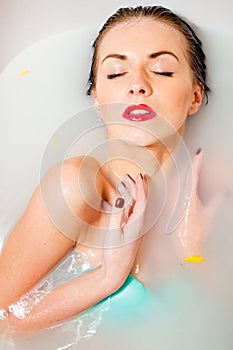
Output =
[{"x1": 101, "y1": 125, "x2": 185, "y2": 186}]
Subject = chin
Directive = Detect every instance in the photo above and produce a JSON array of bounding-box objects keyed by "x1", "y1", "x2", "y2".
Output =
[{"x1": 110, "y1": 126, "x2": 156, "y2": 146}]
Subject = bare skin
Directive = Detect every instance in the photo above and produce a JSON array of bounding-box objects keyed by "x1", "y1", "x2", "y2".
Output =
[
  {"x1": 0, "y1": 18, "x2": 213, "y2": 334},
  {"x1": 0, "y1": 157, "x2": 146, "y2": 333}
]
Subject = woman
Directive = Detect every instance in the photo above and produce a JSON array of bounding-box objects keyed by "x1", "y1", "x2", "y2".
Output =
[{"x1": 0, "y1": 5, "x2": 211, "y2": 333}]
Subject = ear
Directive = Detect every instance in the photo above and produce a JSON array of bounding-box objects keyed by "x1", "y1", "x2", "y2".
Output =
[
  {"x1": 187, "y1": 83, "x2": 204, "y2": 116},
  {"x1": 91, "y1": 87, "x2": 97, "y2": 100},
  {"x1": 91, "y1": 89, "x2": 103, "y2": 120}
]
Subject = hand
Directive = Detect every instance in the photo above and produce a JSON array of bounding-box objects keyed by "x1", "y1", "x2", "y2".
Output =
[
  {"x1": 172, "y1": 149, "x2": 223, "y2": 262},
  {"x1": 101, "y1": 173, "x2": 147, "y2": 290}
]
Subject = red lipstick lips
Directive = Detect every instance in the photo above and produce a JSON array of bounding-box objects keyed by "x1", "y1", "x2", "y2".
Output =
[{"x1": 122, "y1": 104, "x2": 156, "y2": 122}]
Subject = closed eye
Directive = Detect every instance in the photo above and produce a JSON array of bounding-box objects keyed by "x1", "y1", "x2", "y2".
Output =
[
  {"x1": 107, "y1": 73, "x2": 126, "y2": 79},
  {"x1": 154, "y1": 72, "x2": 174, "y2": 77}
]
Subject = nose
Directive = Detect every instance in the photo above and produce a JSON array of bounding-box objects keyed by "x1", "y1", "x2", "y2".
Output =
[{"x1": 127, "y1": 71, "x2": 153, "y2": 97}]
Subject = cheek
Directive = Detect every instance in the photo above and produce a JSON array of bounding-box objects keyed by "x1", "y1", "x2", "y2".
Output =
[
  {"x1": 95, "y1": 86, "x2": 118, "y2": 104},
  {"x1": 95, "y1": 64, "x2": 130, "y2": 104},
  {"x1": 94, "y1": 75, "x2": 104, "y2": 103},
  {"x1": 94, "y1": 75, "x2": 121, "y2": 104},
  {"x1": 161, "y1": 84, "x2": 193, "y2": 126}
]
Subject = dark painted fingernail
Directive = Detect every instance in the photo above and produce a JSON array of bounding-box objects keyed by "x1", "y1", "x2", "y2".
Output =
[
  {"x1": 115, "y1": 197, "x2": 124, "y2": 208},
  {"x1": 140, "y1": 173, "x2": 143, "y2": 180},
  {"x1": 196, "y1": 148, "x2": 202, "y2": 155},
  {"x1": 127, "y1": 174, "x2": 135, "y2": 183},
  {"x1": 121, "y1": 181, "x2": 127, "y2": 188}
]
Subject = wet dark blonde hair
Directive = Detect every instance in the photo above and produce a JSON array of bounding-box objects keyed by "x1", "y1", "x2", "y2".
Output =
[{"x1": 87, "y1": 5, "x2": 210, "y2": 102}]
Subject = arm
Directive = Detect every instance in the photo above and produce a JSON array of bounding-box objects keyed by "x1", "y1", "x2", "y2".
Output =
[
  {"x1": 171, "y1": 149, "x2": 222, "y2": 263},
  {"x1": 1, "y1": 165, "x2": 146, "y2": 333},
  {"x1": 0, "y1": 156, "x2": 98, "y2": 310},
  {"x1": 0, "y1": 170, "x2": 75, "y2": 310},
  {"x1": 7, "y1": 264, "x2": 110, "y2": 333}
]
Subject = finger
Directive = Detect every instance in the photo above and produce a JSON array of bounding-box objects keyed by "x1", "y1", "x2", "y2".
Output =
[
  {"x1": 104, "y1": 197, "x2": 125, "y2": 248},
  {"x1": 117, "y1": 176, "x2": 137, "y2": 227},
  {"x1": 117, "y1": 180, "x2": 134, "y2": 208},
  {"x1": 191, "y1": 148, "x2": 203, "y2": 197},
  {"x1": 108, "y1": 197, "x2": 125, "y2": 229},
  {"x1": 123, "y1": 174, "x2": 147, "y2": 243},
  {"x1": 127, "y1": 173, "x2": 146, "y2": 223},
  {"x1": 123, "y1": 174, "x2": 137, "y2": 200},
  {"x1": 136, "y1": 173, "x2": 146, "y2": 202}
]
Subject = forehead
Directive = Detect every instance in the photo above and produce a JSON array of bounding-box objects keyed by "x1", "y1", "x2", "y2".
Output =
[{"x1": 97, "y1": 19, "x2": 187, "y2": 59}]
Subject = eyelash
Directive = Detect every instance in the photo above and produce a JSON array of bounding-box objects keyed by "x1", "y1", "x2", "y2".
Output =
[
  {"x1": 154, "y1": 72, "x2": 174, "y2": 77},
  {"x1": 107, "y1": 73, "x2": 125, "y2": 79},
  {"x1": 106, "y1": 71, "x2": 174, "y2": 79}
]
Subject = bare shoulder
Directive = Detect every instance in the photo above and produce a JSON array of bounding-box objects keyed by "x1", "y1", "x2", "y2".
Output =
[
  {"x1": 41, "y1": 156, "x2": 103, "y2": 236},
  {"x1": 0, "y1": 156, "x2": 102, "y2": 307},
  {"x1": 55, "y1": 155, "x2": 102, "y2": 212}
]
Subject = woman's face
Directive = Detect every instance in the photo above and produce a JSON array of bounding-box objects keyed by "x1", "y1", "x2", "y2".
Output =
[{"x1": 92, "y1": 19, "x2": 203, "y2": 146}]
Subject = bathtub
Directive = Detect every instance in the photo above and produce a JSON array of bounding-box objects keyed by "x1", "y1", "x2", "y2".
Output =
[{"x1": 1, "y1": 0, "x2": 233, "y2": 349}]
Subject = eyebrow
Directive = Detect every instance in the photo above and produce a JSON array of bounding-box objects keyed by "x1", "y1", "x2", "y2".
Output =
[
  {"x1": 101, "y1": 53, "x2": 127, "y2": 64},
  {"x1": 101, "y1": 51, "x2": 180, "y2": 64},
  {"x1": 149, "y1": 51, "x2": 179, "y2": 62}
]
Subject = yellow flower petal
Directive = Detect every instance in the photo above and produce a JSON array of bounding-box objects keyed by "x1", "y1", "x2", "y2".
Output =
[
  {"x1": 184, "y1": 255, "x2": 204, "y2": 263},
  {"x1": 19, "y1": 70, "x2": 30, "y2": 77}
]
